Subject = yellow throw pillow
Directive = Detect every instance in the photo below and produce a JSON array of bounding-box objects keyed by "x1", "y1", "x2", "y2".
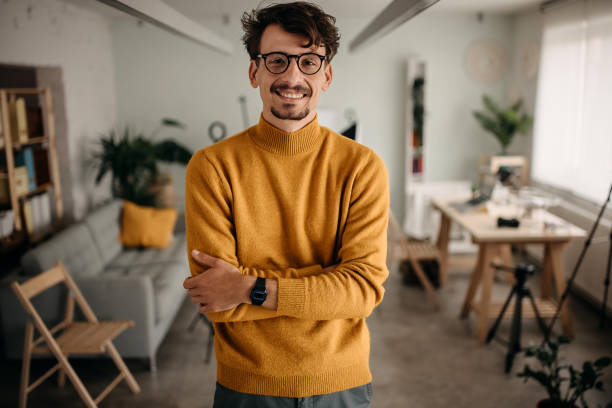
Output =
[{"x1": 120, "y1": 200, "x2": 178, "y2": 248}]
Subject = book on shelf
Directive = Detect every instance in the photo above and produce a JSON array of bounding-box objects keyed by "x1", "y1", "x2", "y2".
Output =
[
  {"x1": 9, "y1": 98, "x2": 28, "y2": 145},
  {"x1": 14, "y1": 148, "x2": 37, "y2": 191},
  {"x1": 0, "y1": 166, "x2": 29, "y2": 203},
  {"x1": 0, "y1": 210, "x2": 14, "y2": 238},
  {"x1": 22, "y1": 194, "x2": 52, "y2": 239}
]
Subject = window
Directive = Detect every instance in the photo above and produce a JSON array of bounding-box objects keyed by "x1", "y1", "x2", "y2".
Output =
[{"x1": 532, "y1": 0, "x2": 612, "y2": 203}]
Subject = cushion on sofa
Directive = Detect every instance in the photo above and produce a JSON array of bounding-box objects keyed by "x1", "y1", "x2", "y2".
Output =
[
  {"x1": 105, "y1": 235, "x2": 187, "y2": 323},
  {"x1": 20, "y1": 223, "x2": 105, "y2": 278},
  {"x1": 106, "y1": 234, "x2": 186, "y2": 269},
  {"x1": 120, "y1": 201, "x2": 178, "y2": 248},
  {"x1": 101, "y1": 260, "x2": 186, "y2": 324},
  {"x1": 85, "y1": 199, "x2": 123, "y2": 264}
]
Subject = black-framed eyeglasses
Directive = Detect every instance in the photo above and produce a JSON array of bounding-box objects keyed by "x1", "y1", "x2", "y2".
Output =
[{"x1": 255, "y1": 52, "x2": 326, "y2": 75}]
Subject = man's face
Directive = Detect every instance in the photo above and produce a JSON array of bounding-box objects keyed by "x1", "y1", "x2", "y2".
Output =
[{"x1": 249, "y1": 24, "x2": 332, "y2": 126}]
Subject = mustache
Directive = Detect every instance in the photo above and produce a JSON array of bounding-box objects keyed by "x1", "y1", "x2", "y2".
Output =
[{"x1": 271, "y1": 83, "x2": 312, "y2": 96}]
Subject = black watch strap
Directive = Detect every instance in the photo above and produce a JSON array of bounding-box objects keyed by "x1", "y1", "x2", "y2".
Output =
[{"x1": 250, "y1": 277, "x2": 267, "y2": 306}]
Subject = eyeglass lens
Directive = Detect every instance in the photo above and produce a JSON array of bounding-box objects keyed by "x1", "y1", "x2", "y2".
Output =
[{"x1": 265, "y1": 53, "x2": 322, "y2": 74}]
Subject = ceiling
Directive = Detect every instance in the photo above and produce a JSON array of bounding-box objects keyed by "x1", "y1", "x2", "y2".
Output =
[
  {"x1": 161, "y1": 0, "x2": 543, "y2": 20},
  {"x1": 78, "y1": 0, "x2": 543, "y2": 23}
]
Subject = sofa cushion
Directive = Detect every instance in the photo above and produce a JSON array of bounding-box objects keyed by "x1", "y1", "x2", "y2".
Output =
[
  {"x1": 107, "y1": 233, "x2": 186, "y2": 268},
  {"x1": 85, "y1": 199, "x2": 123, "y2": 264},
  {"x1": 120, "y1": 201, "x2": 178, "y2": 248},
  {"x1": 105, "y1": 234, "x2": 187, "y2": 323},
  {"x1": 20, "y1": 223, "x2": 105, "y2": 278}
]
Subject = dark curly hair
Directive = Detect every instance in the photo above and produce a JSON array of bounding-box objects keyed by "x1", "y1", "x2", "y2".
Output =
[{"x1": 241, "y1": 2, "x2": 341, "y2": 62}]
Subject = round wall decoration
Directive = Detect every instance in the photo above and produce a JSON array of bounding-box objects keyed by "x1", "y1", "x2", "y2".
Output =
[
  {"x1": 208, "y1": 121, "x2": 227, "y2": 143},
  {"x1": 464, "y1": 39, "x2": 508, "y2": 83}
]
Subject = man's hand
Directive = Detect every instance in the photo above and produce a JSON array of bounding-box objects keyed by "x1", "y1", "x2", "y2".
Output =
[{"x1": 183, "y1": 250, "x2": 256, "y2": 314}]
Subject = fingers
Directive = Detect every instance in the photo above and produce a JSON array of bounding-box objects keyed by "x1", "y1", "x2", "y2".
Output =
[
  {"x1": 191, "y1": 249, "x2": 224, "y2": 267},
  {"x1": 183, "y1": 276, "x2": 196, "y2": 289}
]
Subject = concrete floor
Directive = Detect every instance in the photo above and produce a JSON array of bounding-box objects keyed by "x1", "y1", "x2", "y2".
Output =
[{"x1": 1, "y1": 253, "x2": 611, "y2": 408}]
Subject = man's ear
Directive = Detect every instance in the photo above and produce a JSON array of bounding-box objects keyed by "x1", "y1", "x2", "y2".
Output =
[
  {"x1": 321, "y1": 63, "x2": 333, "y2": 92},
  {"x1": 248, "y1": 60, "x2": 259, "y2": 88}
]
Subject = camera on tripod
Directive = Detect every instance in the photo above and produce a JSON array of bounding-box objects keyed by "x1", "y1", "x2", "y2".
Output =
[{"x1": 486, "y1": 262, "x2": 548, "y2": 373}]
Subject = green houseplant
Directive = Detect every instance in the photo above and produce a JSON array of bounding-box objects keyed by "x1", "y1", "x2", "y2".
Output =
[
  {"x1": 518, "y1": 336, "x2": 611, "y2": 408},
  {"x1": 92, "y1": 118, "x2": 192, "y2": 207},
  {"x1": 473, "y1": 95, "x2": 534, "y2": 155}
]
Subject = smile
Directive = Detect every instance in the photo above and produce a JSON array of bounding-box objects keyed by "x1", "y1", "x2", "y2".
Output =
[{"x1": 275, "y1": 90, "x2": 307, "y2": 100}]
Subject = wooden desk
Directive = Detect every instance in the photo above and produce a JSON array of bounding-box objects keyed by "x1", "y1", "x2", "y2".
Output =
[{"x1": 431, "y1": 197, "x2": 586, "y2": 342}]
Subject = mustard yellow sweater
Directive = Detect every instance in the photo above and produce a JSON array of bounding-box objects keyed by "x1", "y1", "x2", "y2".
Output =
[{"x1": 185, "y1": 115, "x2": 389, "y2": 398}]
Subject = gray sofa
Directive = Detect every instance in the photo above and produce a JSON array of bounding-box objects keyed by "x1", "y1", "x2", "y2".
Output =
[{"x1": 0, "y1": 199, "x2": 187, "y2": 371}]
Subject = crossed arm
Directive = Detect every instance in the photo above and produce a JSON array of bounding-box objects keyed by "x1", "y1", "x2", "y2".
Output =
[
  {"x1": 183, "y1": 251, "x2": 337, "y2": 313},
  {"x1": 183, "y1": 149, "x2": 389, "y2": 323}
]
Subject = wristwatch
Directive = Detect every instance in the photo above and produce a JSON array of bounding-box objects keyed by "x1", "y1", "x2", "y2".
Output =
[{"x1": 250, "y1": 277, "x2": 267, "y2": 306}]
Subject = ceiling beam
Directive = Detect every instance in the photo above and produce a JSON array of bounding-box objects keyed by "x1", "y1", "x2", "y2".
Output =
[
  {"x1": 349, "y1": 0, "x2": 440, "y2": 53},
  {"x1": 96, "y1": 0, "x2": 233, "y2": 54}
]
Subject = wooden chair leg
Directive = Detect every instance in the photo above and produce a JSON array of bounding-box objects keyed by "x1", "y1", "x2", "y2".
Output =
[
  {"x1": 58, "y1": 363, "x2": 66, "y2": 388},
  {"x1": 19, "y1": 322, "x2": 34, "y2": 408},
  {"x1": 105, "y1": 342, "x2": 141, "y2": 394},
  {"x1": 409, "y1": 259, "x2": 440, "y2": 310},
  {"x1": 59, "y1": 294, "x2": 74, "y2": 388},
  {"x1": 29, "y1": 319, "x2": 97, "y2": 407}
]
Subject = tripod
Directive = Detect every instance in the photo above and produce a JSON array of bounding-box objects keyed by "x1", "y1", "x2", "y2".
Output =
[
  {"x1": 486, "y1": 263, "x2": 548, "y2": 373},
  {"x1": 542, "y1": 183, "x2": 612, "y2": 343}
]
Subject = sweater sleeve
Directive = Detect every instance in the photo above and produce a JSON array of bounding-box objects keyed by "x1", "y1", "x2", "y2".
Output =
[
  {"x1": 275, "y1": 150, "x2": 390, "y2": 320},
  {"x1": 185, "y1": 150, "x2": 323, "y2": 322}
]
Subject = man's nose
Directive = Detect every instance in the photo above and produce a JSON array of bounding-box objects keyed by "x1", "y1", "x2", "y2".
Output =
[{"x1": 283, "y1": 57, "x2": 303, "y2": 79}]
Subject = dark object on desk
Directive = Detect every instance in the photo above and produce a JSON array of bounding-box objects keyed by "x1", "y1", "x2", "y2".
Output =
[
  {"x1": 486, "y1": 263, "x2": 548, "y2": 373},
  {"x1": 450, "y1": 172, "x2": 496, "y2": 213},
  {"x1": 399, "y1": 259, "x2": 440, "y2": 288},
  {"x1": 497, "y1": 217, "x2": 520, "y2": 228}
]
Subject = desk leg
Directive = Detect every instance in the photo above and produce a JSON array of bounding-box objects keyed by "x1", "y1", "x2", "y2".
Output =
[
  {"x1": 436, "y1": 214, "x2": 451, "y2": 286},
  {"x1": 476, "y1": 244, "x2": 496, "y2": 342},
  {"x1": 461, "y1": 244, "x2": 485, "y2": 318},
  {"x1": 549, "y1": 242, "x2": 574, "y2": 339}
]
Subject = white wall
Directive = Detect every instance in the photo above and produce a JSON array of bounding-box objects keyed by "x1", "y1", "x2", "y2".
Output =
[
  {"x1": 507, "y1": 9, "x2": 543, "y2": 166},
  {"x1": 112, "y1": 11, "x2": 520, "y2": 223},
  {"x1": 0, "y1": 0, "x2": 117, "y2": 221}
]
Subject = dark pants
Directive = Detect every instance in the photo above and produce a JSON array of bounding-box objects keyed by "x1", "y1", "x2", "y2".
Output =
[{"x1": 213, "y1": 382, "x2": 372, "y2": 408}]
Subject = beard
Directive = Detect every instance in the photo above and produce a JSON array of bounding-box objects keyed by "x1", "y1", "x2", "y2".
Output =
[
  {"x1": 270, "y1": 82, "x2": 312, "y2": 121},
  {"x1": 271, "y1": 105, "x2": 310, "y2": 121}
]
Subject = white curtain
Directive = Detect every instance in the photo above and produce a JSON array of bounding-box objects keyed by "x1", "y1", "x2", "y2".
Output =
[{"x1": 532, "y1": 0, "x2": 612, "y2": 203}]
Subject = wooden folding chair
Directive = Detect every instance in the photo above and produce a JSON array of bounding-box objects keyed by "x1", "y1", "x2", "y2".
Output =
[
  {"x1": 388, "y1": 210, "x2": 441, "y2": 310},
  {"x1": 10, "y1": 261, "x2": 141, "y2": 408}
]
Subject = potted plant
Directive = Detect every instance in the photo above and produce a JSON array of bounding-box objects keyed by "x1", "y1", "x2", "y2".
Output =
[
  {"x1": 91, "y1": 118, "x2": 192, "y2": 207},
  {"x1": 473, "y1": 95, "x2": 534, "y2": 155},
  {"x1": 518, "y1": 336, "x2": 611, "y2": 408}
]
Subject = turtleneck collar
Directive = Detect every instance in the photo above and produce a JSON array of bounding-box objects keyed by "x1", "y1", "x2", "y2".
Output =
[{"x1": 249, "y1": 114, "x2": 322, "y2": 155}]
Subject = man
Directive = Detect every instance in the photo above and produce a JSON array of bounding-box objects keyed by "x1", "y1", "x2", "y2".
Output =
[{"x1": 183, "y1": 2, "x2": 389, "y2": 407}]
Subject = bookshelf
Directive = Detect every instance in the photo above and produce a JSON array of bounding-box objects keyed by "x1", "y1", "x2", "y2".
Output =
[
  {"x1": 0, "y1": 87, "x2": 62, "y2": 243},
  {"x1": 405, "y1": 58, "x2": 426, "y2": 185}
]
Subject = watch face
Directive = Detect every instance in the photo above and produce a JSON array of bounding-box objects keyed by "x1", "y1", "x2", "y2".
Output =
[{"x1": 251, "y1": 290, "x2": 266, "y2": 303}]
